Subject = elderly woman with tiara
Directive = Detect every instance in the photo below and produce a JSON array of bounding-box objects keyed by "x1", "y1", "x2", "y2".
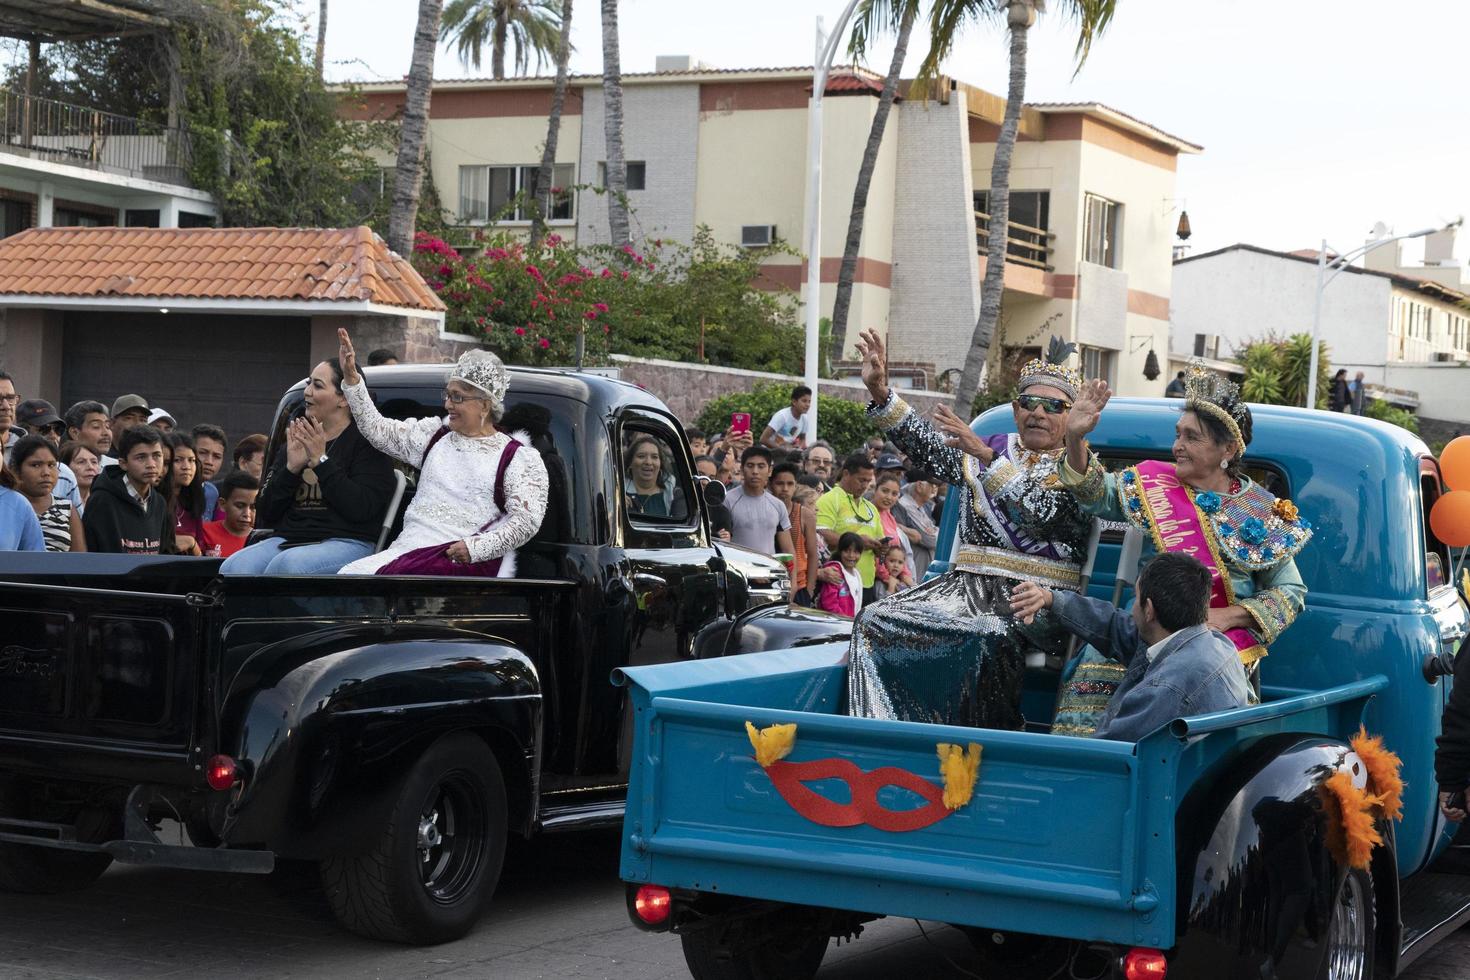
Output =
[
  {"x1": 1044, "y1": 362, "x2": 1312, "y2": 735},
  {"x1": 335, "y1": 329, "x2": 549, "y2": 577}
]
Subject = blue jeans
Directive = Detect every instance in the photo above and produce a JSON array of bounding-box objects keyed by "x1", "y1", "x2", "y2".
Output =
[{"x1": 220, "y1": 536, "x2": 374, "y2": 575}]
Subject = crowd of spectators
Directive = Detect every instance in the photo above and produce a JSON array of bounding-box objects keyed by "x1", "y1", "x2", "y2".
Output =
[
  {"x1": 0, "y1": 368, "x2": 266, "y2": 557},
  {"x1": 685, "y1": 385, "x2": 946, "y2": 618}
]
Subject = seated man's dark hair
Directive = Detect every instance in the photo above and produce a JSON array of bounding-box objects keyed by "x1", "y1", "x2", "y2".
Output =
[
  {"x1": 222, "y1": 470, "x2": 260, "y2": 495},
  {"x1": 836, "y1": 531, "x2": 864, "y2": 553},
  {"x1": 740, "y1": 445, "x2": 774, "y2": 466},
  {"x1": 842, "y1": 452, "x2": 875, "y2": 474},
  {"x1": 771, "y1": 462, "x2": 800, "y2": 481},
  {"x1": 366, "y1": 348, "x2": 398, "y2": 366},
  {"x1": 1135, "y1": 553, "x2": 1212, "y2": 632},
  {"x1": 791, "y1": 385, "x2": 812, "y2": 400},
  {"x1": 118, "y1": 424, "x2": 164, "y2": 459},
  {"x1": 64, "y1": 400, "x2": 108, "y2": 430}
]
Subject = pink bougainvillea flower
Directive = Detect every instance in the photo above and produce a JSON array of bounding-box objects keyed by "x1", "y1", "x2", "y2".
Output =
[
  {"x1": 514, "y1": 327, "x2": 527, "y2": 336},
  {"x1": 594, "y1": 302, "x2": 609, "y2": 313},
  {"x1": 526, "y1": 265, "x2": 545, "y2": 282},
  {"x1": 601, "y1": 268, "x2": 613, "y2": 278},
  {"x1": 584, "y1": 310, "x2": 598, "y2": 320},
  {"x1": 621, "y1": 270, "x2": 630, "y2": 280},
  {"x1": 539, "y1": 338, "x2": 551, "y2": 349}
]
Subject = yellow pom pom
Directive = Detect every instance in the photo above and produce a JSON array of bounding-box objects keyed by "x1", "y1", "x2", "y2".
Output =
[
  {"x1": 745, "y1": 721, "x2": 797, "y2": 768},
  {"x1": 936, "y1": 742, "x2": 982, "y2": 811}
]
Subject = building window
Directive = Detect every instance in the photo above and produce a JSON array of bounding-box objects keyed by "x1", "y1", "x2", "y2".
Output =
[
  {"x1": 974, "y1": 190, "x2": 1050, "y2": 267},
  {"x1": 178, "y1": 211, "x2": 216, "y2": 228},
  {"x1": 1083, "y1": 193, "x2": 1121, "y2": 268},
  {"x1": 458, "y1": 163, "x2": 575, "y2": 223},
  {"x1": 53, "y1": 200, "x2": 117, "y2": 227},
  {"x1": 597, "y1": 161, "x2": 646, "y2": 191},
  {"x1": 0, "y1": 197, "x2": 32, "y2": 239},
  {"x1": 1080, "y1": 345, "x2": 1116, "y2": 387}
]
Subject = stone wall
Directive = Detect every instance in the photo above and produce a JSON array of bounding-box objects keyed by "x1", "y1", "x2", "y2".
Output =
[
  {"x1": 609, "y1": 354, "x2": 952, "y2": 425},
  {"x1": 311, "y1": 314, "x2": 480, "y2": 367}
]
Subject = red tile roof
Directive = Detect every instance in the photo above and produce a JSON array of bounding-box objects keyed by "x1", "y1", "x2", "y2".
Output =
[{"x1": 0, "y1": 226, "x2": 446, "y2": 312}]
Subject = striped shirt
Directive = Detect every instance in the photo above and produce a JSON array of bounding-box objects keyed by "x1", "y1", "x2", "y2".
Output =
[{"x1": 38, "y1": 498, "x2": 73, "y2": 553}]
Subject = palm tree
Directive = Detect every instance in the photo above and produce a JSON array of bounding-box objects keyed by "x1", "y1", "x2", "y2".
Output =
[
  {"x1": 440, "y1": 0, "x2": 563, "y2": 79},
  {"x1": 528, "y1": 0, "x2": 573, "y2": 248},
  {"x1": 829, "y1": 0, "x2": 919, "y2": 363},
  {"x1": 600, "y1": 0, "x2": 631, "y2": 247},
  {"x1": 388, "y1": 0, "x2": 445, "y2": 256},
  {"x1": 315, "y1": 0, "x2": 328, "y2": 77},
  {"x1": 915, "y1": 0, "x2": 1117, "y2": 412}
]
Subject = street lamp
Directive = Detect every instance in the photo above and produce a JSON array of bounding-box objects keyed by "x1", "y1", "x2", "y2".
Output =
[
  {"x1": 803, "y1": 0, "x2": 865, "y2": 443},
  {"x1": 1305, "y1": 216, "x2": 1464, "y2": 409}
]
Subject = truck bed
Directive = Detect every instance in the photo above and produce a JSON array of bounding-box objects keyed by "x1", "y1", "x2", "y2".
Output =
[{"x1": 616, "y1": 648, "x2": 1386, "y2": 949}]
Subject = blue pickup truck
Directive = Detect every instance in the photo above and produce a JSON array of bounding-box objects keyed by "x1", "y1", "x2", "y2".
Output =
[{"x1": 617, "y1": 399, "x2": 1470, "y2": 979}]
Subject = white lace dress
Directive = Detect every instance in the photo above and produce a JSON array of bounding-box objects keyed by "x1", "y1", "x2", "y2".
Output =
[{"x1": 338, "y1": 379, "x2": 550, "y2": 576}]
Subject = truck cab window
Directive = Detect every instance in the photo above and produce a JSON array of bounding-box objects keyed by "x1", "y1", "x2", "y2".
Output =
[
  {"x1": 621, "y1": 429, "x2": 692, "y2": 525},
  {"x1": 1421, "y1": 457, "x2": 1452, "y2": 594}
]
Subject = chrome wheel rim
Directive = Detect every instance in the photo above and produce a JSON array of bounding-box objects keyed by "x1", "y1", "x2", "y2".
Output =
[{"x1": 1327, "y1": 873, "x2": 1368, "y2": 980}]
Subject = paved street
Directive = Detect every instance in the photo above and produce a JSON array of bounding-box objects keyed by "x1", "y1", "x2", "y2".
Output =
[{"x1": 0, "y1": 829, "x2": 1467, "y2": 979}]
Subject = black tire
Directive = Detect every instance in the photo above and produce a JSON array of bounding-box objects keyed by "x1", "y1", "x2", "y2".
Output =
[
  {"x1": 681, "y1": 926, "x2": 828, "y2": 980},
  {"x1": 1317, "y1": 867, "x2": 1375, "y2": 980},
  {"x1": 0, "y1": 842, "x2": 111, "y2": 895},
  {"x1": 320, "y1": 733, "x2": 507, "y2": 945}
]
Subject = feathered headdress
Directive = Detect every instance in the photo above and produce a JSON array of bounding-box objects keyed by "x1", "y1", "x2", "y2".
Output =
[
  {"x1": 1182, "y1": 358, "x2": 1249, "y2": 456},
  {"x1": 1017, "y1": 336, "x2": 1082, "y2": 400}
]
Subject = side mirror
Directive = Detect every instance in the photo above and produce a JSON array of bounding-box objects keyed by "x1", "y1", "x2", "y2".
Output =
[{"x1": 699, "y1": 476, "x2": 726, "y2": 507}]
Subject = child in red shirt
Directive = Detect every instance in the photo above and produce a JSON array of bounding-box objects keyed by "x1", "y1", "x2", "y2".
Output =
[{"x1": 200, "y1": 472, "x2": 258, "y2": 558}]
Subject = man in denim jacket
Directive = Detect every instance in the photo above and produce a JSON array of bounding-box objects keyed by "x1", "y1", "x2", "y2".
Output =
[{"x1": 1011, "y1": 553, "x2": 1250, "y2": 741}]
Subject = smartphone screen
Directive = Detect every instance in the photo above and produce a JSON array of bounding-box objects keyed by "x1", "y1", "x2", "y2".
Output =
[{"x1": 731, "y1": 412, "x2": 751, "y2": 434}]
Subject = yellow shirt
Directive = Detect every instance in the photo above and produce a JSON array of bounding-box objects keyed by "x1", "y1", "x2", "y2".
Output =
[{"x1": 815, "y1": 486, "x2": 884, "y2": 588}]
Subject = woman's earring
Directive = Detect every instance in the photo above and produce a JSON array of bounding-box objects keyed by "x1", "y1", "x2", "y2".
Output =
[{"x1": 1221, "y1": 458, "x2": 1230, "y2": 470}]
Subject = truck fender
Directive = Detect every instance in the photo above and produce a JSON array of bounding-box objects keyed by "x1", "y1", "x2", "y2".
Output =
[
  {"x1": 218, "y1": 625, "x2": 541, "y2": 858},
  {"x1": 692, "y1": 603, "x2": 852, "y2": 659},
  {"x1": 1168, "y1": 735, "x2": 1395, "y2": 980}
]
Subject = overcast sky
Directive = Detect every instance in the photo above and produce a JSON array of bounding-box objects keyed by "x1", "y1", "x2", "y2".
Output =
[{"x1": 304, "y1": 1, "x2": 1460, "y2": 267}]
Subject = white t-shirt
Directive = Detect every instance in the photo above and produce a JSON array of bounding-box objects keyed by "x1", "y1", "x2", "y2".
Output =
[
  {"x1": 766, "y1": 407, "x2": 814, "y2": 444},
  {"x1": 723, "y1": 485, "x2": 791, "y2": 556}
]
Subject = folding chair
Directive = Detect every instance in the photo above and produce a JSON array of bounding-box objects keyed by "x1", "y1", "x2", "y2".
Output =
[{"x1": 375, "y1": 470, "x2": 409, "y2": 553}]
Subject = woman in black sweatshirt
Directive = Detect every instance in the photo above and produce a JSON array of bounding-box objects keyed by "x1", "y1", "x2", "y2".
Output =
[{"x1": 219, "y1": 358, "x2": 395, "y2": 574}]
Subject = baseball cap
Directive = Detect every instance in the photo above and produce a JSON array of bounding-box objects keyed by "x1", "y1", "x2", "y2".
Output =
[
  {"x1": 147, "y1": 407, "x2": 177, "y2": 427},
  {"x1": 16, "y1": 399, "x2": 63, "y2": 428},
  {"x1": 111, "y1": 394, "x2": 149, "y2": 418},
  {"x1": 876, "y1": 453, "x2": 905, "y2": 471}
]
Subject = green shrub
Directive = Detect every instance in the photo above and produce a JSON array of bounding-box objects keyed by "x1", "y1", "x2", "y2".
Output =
[
  {"x1": 1364, "y1": 398, "x2": 1420, "y2": 434},
  {"x1": 695, "y1": 384, "x2": 879, "y2": 458}
]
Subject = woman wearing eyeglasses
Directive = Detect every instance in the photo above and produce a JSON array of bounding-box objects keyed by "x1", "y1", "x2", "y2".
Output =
[
  {"x1": 220, "y1": 355, "x2": 398, "y2": 575},
  {"x1": 333, "y1": 330, "x2": 548, "y2": 577},
  {"x1": 845, "y1": 330, "x2": 1094, "y2": 732},
  {"x1": 1045, "y1": 364, "x2": 1311, "y2": 735}
]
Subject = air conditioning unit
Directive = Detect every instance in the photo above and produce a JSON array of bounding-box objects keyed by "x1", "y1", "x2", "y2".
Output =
[
  {"x1": 1193, "y1": 333, "x2": 1220, "y2": 359},
  {"x1": 741, "y1": 224, "x2": 777, "y2": 248}
]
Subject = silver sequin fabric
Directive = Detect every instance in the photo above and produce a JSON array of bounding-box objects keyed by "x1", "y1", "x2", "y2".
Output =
[{"x1": 845, "y1": 393, "x2": 1091, "y2": 730}]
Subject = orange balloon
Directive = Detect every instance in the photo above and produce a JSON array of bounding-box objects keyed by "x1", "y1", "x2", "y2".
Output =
[
  {"x1": 1430, "y1": 490, "x2": 1470, "y2": 548},
  {"x1": 1441, "y1": 436, "x2": 1470, "y2": 492}
]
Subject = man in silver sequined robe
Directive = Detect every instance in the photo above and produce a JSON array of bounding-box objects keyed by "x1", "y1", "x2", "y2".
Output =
[{"x1": 846, "y1": 330, "x2": 1094, "y2": 731}]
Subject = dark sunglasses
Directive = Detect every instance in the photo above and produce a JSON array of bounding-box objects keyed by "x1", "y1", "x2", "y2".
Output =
[{"x1": 1014, "y1": 394, "x2": 1071, "y2": 415}]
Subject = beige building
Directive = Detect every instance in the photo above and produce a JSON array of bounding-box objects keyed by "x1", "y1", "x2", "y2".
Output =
[{"x1": 343, "y1": 60, "x2": 1199, "y2": 396}]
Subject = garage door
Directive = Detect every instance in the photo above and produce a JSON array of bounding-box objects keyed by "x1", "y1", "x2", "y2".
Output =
[{"x1": 62, "y1": 312, "x2": 310, "y2": 443}]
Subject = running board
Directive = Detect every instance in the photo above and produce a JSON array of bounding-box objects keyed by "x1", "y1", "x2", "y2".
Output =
[
  {"x1": 537, "y1": 798, "x2": 625, "y2": 833},
  {"x1": 1397, "y1": 869, "x2": 1470, "y2": 970}
]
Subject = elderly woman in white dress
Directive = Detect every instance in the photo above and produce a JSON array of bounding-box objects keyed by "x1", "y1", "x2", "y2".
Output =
[{"x1": 335, "y1": 329, "x2": 549, "y2": 576}]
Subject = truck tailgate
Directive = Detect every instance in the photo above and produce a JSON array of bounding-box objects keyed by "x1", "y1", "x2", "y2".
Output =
[{"x1": 618, "y1": 649, "x2": 1175, "y2": 949}]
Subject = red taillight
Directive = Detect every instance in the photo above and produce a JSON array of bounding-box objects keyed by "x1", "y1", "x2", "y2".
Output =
[
  {"x1": 1123, "y1": 947, "x2": 1167, "y2": 980},
  {"x1": 633, "y1": 884, "x2": 672, "y2": 925},
  {"x1": 205, "y1": 755, "x2": 239, "y2": 791}
]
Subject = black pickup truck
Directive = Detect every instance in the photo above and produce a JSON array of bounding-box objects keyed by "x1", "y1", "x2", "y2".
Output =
[{"x1": 0, "y1": 365, "x2": 848, "y2": 944}]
